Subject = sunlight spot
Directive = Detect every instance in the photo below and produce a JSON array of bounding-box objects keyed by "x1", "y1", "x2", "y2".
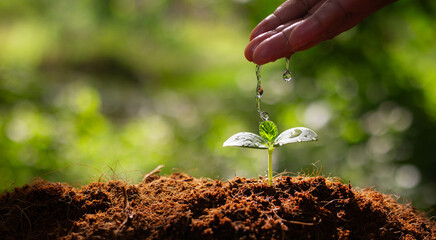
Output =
[
  {"x1": 6, "y1": 119, "x2": 30, "y2": 142},
  {"x1": 395, "y1": 164, "x2": 421, "y2": 189},
  {"x1": 367, "y1": 136, "x2": 393, "y2": 156},
  {"x1": 304, "y1": 101, "x2": 331, "y2": 129}
]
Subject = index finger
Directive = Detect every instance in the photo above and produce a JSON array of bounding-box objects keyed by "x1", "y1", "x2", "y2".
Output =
[{"x1": 249, "y1": 0, "x2": 321, "y2": 41}]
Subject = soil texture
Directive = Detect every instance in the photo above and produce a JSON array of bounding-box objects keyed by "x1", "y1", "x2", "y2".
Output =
[{"x1": 0, "y1": 172, "x2": 435, "y2": 239}]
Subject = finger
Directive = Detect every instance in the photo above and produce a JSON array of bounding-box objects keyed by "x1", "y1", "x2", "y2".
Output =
[
  {"x1": 307, "y1": 0, "x2": 327, "y2": 15},
  {"x1": 334, "y1": 0, "x2": 396, "y2": 14},
  {"x1": 245, "y1": 32, "x2": 277, "y2": 62},
  {"x1": 249, "y1": 0, "x2": 320, "y2": 41},
  {"x1": 252, "y1": 35, "x2": 291, "y2": 65},
  {"x1": 245, "y1": 20, "x2": 300, "y2": 62},
  {"x1": 288, "y1": 0, "x2": 350, "y2": 52},
  {"x1": 289, "y1": 0, "x2": 397, "y2": 52},
  {"x1": 321, "y1": 0, "x2": 396, "y2": 41},
  {"x1": 252, "y1": 21, "x2": 302, "y2": 64}
]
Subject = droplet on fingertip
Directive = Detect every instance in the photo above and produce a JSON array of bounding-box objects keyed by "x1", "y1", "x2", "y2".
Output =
[
  {"x1": 283, "y1": 70, "x2": 292, "y2": 82},
  {"x1": 283, "y1": 57, "x2": 292, "y2": 82}
]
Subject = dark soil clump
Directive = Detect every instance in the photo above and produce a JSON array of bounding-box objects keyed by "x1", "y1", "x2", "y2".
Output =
[{"x1": 0, "y1": 173, "x2": 435, "y2": 239}]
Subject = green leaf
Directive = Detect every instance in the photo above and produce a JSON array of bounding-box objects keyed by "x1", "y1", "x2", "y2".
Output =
[
  {"x1": 259, "y1": 121, "x2": 278, "y2": 142},
  {"x1": 223, "y1": 132, "x2": 268, "y2": 149},
  {"x1": 273, "y1": 127, "x2": 318, "y2": 147}
]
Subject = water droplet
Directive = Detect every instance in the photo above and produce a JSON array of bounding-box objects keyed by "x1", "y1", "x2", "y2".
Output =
[
  {"x1": 260, "y1": 111, "x2": 269, "y2": 121},
  {"x1": 256, "y1": 85, "x2": 263, "y2": 98},
  {"x1": 312, "y1": 137, "x2": 317, "y2": 141},
  {"x1": 297, "y1": 139, "x2": 302, "y2": 142},
  {"x1": 255, "y1": 65, "x2": 263, "y2": 112},
  {"x1": 254, "y1": 65, "x2": 272, "y2": 121},
  {"x1": 283, "y1": 57, "x2": 292, "y2": 82},
  {"x1": 278, "y1": 143, "x2": 283, "y2": 146},
  {"x1": 283, "y1": 70, "x2": 292, "y2": 82},
  {"x1": 256, "y1": 64, "x2": 262, "y2": 75}
]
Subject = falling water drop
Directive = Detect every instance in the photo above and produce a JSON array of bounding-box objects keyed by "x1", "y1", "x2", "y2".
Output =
[
  {"x1": 260, "y1": 111, "x2": 269, "y2": 121},
  {"x1": 256, "y1": 85, "x2": 263, "y2": 98},
  {"x1": 255, "y1": 65, "x2": 272, "y2": 122},
  {"x1": 283, "y1": 57, "x2": 292, "y2": 82},
  {"x1": 255, "y1": 64, "x2": 263, "y2": 115},
  {"x1": 283, "y1": 71, "x2": 292, "y2": 82}
]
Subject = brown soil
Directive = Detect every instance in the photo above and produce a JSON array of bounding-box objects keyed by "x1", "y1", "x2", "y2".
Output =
[{"x1": 0, "y1": 172, "x2": 434, "y2": 240}]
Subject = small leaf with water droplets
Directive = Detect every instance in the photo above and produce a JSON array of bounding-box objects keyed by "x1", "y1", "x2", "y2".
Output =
[
  {"x1": 223, "y1": 132, "x2": 268, "y2": 149},
  {"x1": 259, "y1": 121, "x2": 278, "y2": 142},
  {"x1": 273, "y1": 127, "x2": 318, "y2": 147}
]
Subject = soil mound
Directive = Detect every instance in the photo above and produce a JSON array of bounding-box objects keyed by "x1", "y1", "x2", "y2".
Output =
[{"x1": 0, "y1": 173, "x2": 434, "y2": 239}]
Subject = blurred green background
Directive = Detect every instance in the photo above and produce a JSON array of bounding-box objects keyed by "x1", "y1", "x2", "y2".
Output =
[{"x1": 0, "y1": 0, "x2": 435, "y2": 214}]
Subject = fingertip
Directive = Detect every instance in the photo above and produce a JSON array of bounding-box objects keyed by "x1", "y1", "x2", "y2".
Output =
[
  {"x1": 244, "y1": 45, "x2": 254, "y2": 62},
  {"x1": 245, "y1": 31, "x2": 277, "y2": 62},
  {"x1": 252, "y1": 44, "x2": 275, "y2": 65}
]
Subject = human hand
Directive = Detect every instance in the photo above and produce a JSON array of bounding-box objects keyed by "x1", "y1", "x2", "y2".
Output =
[{"x1": 245, "y1": 0, "x2": 396, "y2": 65}]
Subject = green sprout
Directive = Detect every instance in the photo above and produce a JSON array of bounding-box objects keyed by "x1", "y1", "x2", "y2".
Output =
[{"x1": 223, "y1": 120, "x2": 318, "y2": 186}]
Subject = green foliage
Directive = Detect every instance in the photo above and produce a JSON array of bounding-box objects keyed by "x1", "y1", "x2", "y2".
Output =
[
  {"x1": 259, "y1": 121, "x2": 278, "y2": 143},
  {"x1": 274, "y1": 127, "x2": 318, "y2": 146},
  {"x1": 224, "y1": 121, "x2": 317, "y2": 150},
  {"x1": 224, "y1": 120, "x2": 317, "y2": 185},
  {"x1": 222, "y1": 132, "x2": 268, "y2": 149}
]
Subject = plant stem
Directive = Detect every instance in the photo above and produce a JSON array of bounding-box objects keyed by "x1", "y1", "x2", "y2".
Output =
[{"x1": 268, "y1": 147, "x2": 274, "y2": 186}]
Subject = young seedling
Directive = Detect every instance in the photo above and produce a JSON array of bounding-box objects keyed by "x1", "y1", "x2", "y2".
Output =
[{"x1": 223, "y1": 120, "x2": 318, "y2": 186}]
